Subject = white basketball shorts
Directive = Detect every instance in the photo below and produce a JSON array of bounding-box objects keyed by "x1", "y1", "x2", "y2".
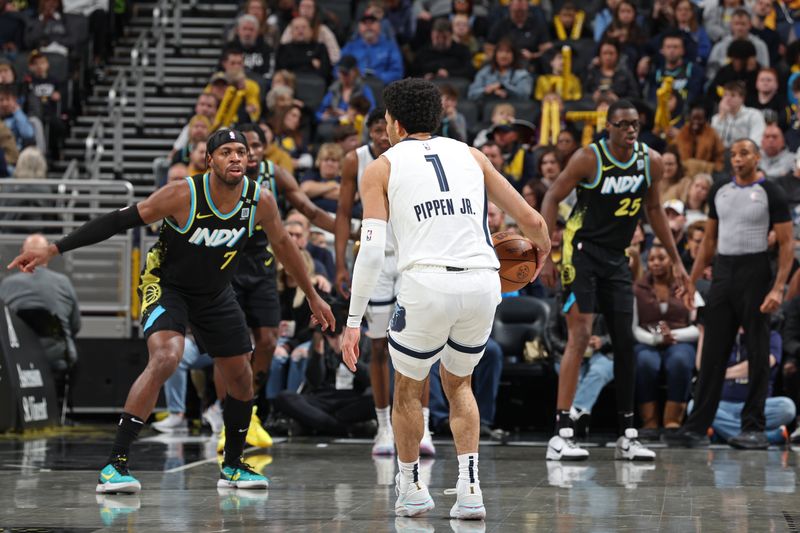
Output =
[{"x1": 386, "y1": 267, "x2": 501, "y2": 381}]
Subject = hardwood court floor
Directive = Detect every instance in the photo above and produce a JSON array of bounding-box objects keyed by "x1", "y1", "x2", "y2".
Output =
[{"x1": 0, "y1": 429, "x2": 797, "y2": 532}]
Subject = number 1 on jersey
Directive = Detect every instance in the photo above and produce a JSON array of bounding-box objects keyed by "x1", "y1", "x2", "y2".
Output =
[
  {"x1": 425, "y1": 154, "x2": 449, "y2": 192},
  {"x1": 220, "y1": 251, "x2": 237, "y2": 270}
]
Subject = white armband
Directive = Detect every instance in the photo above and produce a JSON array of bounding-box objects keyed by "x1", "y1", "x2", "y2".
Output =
[{"x1": 347, "y1": 219, "x2": 387, "y2": 328}]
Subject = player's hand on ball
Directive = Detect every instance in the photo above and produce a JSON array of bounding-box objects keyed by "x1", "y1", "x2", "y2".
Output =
[
  {"x1": 342, "y1": 327, "x2": 360, "y2": 372},
  {"x1": 308, "y1": 294, "x2": 335, "y2": 332}
]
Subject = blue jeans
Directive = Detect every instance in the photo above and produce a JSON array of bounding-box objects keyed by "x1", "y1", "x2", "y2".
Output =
[
  {"x1": 164, "y1": 337, "x2": 214, "y2": 414},
  {"x1": 429, "y1": 338, "x2": 504, "y2": 428},
  {"x1": 705, "y1": 397, "x2": 797, "y2": 444},
  {"x1": 555, "y1": 352, "x2": 615, "y2": 414},
  {"x1": 635, "y1": 342, "x2": 695, "y2": 403},
  {"x1": 266, "y1": 340, "x2": 311, "y2": 399}
]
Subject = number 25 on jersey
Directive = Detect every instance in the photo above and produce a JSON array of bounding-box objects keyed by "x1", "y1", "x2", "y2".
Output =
[{"x1": 614, "y1": 198, "x2": 642, "y2": 217}]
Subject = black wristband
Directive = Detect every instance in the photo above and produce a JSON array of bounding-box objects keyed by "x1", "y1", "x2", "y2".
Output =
[{"x1": 55, "y1": 205, "x2": 145, "y2": 254}]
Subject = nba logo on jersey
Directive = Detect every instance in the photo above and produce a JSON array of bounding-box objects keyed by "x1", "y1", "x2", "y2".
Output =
[
  {"x1": 423, "y1": 143, "x2": 431, "y2": 150},
  {"x1": 241, "y1": 207, "x2": 250, "y2": 219},
  {"x1": 366, "y1": 229, "x2": 373, "y2": 241}
]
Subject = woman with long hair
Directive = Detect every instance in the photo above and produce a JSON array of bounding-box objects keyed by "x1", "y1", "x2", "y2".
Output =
[
  {"x1": 674, "y1": 0, "x2": 711, "y2": 63},
  {"x1": 659, "y1": 147, "x2": 691, "y2": 202},
  {"x1": 272, "y1": 104, "x2": 313, "y2": 170},
  {"x1": 467, "y1": 38, "x2": 533, "y2": 101},
  {"x1": 584, "y1": 38, "x2": 640, "y2": 102},
  {"x1": 634, "y1": 241, "x2": 700, "y2": 438}
]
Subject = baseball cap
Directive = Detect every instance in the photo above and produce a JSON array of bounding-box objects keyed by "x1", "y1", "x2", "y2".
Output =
[
  {"x1": 209, "y1": 71, "x2": 228, "y2": 85},
  {"x1": 338, "y1": 55, "x2": 358, "y2": 72},
  {"x1": 207, "y1": 128, "x2": 249, "y2": 155},
  {"x1": 663, "y1": 199, "x2": 685, "y2": 216}
]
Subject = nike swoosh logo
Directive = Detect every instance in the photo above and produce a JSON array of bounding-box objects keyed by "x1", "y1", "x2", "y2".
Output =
[
  {"x1": 197, "y1": 213, "x2": 214, "y2": 219},
  {"x1": 602, "y1": 164, "x2": 616, "y2": 172},
  {"x1": 101, "y1": 472, "x2": 115, "y2": 481},
  {"x1": 238, "y1": 428, "x2": 248, "y2": 433},
  {"x1": 551, "y1": 445, "x2": 563, "y2": 453}
]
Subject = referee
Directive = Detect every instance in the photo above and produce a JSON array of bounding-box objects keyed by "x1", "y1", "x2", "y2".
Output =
[{"x1": 666, "y1": 138, "x2": 793, "y2": 449}]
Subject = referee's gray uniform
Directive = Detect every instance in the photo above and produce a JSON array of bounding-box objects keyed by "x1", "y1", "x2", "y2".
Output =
[{"x1": 683, "y1": 178, "x2": 791, "y2": 435}]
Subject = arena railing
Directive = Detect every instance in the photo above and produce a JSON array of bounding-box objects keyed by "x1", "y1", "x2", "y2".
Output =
[
  {"x1": 0, "y1": 179, "x2": 136, "y2": 338},
  {"x1": 84, "y1": 117, "x2": 104, "y2": 181},
  {"x1": 152, "y1": 0, "x2": 170, "y2": 92}
]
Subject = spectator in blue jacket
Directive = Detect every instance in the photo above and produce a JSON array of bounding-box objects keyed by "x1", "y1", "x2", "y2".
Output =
[
  {"x1": 0, "y1": 84, "x2": 35, "y2": 151},
  {"x1": 340, "y1": 7, "x2": 404, "y2": 85},
  {"x1": 467, "y1": 38, "x2": 533, "y2": 101}
]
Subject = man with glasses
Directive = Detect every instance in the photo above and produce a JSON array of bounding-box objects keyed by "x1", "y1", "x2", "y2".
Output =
[{"x1": 540, "y1": 99, "x2": 689, "y2": 462}]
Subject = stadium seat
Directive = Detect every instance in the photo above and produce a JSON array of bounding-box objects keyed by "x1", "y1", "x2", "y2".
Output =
[
  {"x1": 363, "y1": 75, "x2": 385, "y2": 108},
  {"x1": 491, "y1": 296, "x2": 550, "y2": 363},
  {"x1": 430, "y1": 77, "x2": 471, "y2": 99},
  {"x1": 294, "y1": 72, "x2": 328, "y2": 113}
]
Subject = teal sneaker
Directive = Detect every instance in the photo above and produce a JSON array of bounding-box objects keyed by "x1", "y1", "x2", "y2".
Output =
[
  {"x1": 218, "y1": 461, "x2": 269, "y2": 489},
  {"x1": 96, "y1": 457, "x2": 141, "y2": 494},
  {"x1": 96, "y1": 494, "x2": 140, "y2": 526}
]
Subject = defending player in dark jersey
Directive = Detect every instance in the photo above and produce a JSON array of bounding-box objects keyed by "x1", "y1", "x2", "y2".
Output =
[
  {"x1": 540, "y1": 99, "x2": 689, "y2": 462},
  {"x1": 9, "y1": 129, "x2": 335, "y2": 494},
  {"x1": 232, "y1": 124, "x2": 335, "y2": 423}
]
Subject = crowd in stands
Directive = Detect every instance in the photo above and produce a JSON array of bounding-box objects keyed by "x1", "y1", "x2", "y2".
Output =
[
  {"x1": 0, "y1": 0, "x2": 123, "y2": 174},
  {"x1": 147, "y1": 0, "x2": 800, "y2": 444}
]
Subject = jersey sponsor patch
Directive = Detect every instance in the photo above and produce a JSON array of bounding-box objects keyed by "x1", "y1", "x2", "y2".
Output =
[{"x1": 241, "y1": 207, "x2": 250, "y2": 219}]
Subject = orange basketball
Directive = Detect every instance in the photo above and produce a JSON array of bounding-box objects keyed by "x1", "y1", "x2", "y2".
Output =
[{"x1": 492, "y1": 231, "x2": 538, "y2": 293}]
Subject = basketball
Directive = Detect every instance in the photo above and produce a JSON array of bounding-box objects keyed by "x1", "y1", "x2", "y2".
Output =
[{"x1": 492, "y1": 231, "x2": 538, "y2": 293}]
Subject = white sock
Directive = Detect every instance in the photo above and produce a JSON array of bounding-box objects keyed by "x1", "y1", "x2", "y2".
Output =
[
  {"x1": 422, "y1": 407, "x2": 430, "y2": 435},
  {"x1": 376, "y1": 406, "x2": 391, "y2": 430},
  {"x1": 457, "y1": 453, "x2": 479, "y2": 486},
  {"x1": 398, "y1": 458, "x2": 420, "y2": 486}
]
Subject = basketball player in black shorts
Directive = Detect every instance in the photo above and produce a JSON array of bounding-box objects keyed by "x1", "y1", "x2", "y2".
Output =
[
  {"x1": 540, "y1": 100, "x2": 689, "y2": 461},
  {"x1": 9, "y1": 129, "x2": 335, "y2": 493},
  {"x1": 232, "y1": 124, "x2": 335, "y2": 415}
]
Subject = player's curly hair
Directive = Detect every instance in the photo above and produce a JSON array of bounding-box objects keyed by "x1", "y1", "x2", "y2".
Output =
[{"x1": 383, "y1": 78, "x2": 442, "y2": 135}]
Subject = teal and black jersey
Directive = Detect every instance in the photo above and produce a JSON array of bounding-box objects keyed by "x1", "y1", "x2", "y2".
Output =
[
  {"x1": 564, "y1": 139, "x2": 651, "y2": 257},
  {"x1": 244, "y1": 160, "x2": 277, "y2": 256},
  {"x1": 140, "y1": 173, "x2": 260, "y2": 306}
]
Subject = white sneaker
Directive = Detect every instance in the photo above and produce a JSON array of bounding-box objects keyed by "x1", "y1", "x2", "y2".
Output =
[
  {"x1": 444, "y1": 480, "x2": 486, "y2": 520},
  {"x1": 615, "y1": 428, "x2": 656, "y2": 461},
  {"x1": 545, "y1": 461, "x2": 590, "y2": 488},
  {"x1": 395, "y1": 472, "x2": 435, "y2": 517},
  {"x1": 615, "y1": 462, "x2": 656, "y2": 489},
  {"x1": 419, "y1": 426, "x2": 436, "y2": 457},
  {"x1": 373, "y1": 425, "x2": 396, "y2": 456},
  {"x1": 152, "y1": 413, "x2": 187, "y2": 433},
  {"x1": 546, "y1": 428, "x2": 589, "y2": 461},
  {"x1": 202, "y1": 403, "x2": 224, "y2": 435}
]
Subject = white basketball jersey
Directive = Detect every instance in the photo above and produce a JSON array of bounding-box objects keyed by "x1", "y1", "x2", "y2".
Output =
[
  {"x1": 356, "y1": 143, "x2": 397, "y2": 254},
  {"x1": 383, "y1": 136, "x2": 500, "y2": 272}
]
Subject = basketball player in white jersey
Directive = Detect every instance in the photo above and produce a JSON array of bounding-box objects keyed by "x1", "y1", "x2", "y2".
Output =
[
  {"x1": 335, "y1": 108, "x2": 436, "y2": 457},
  {"x1": 342, "y1": 79, "x2": 550, "y2": 520}
]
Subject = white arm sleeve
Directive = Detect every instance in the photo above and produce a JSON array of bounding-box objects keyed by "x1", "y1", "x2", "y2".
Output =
[{"x1": 347, "y1": 219, "x2": 387, "y2": 328}]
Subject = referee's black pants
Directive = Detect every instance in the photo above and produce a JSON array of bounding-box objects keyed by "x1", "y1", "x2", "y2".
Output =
[{"x1": 684, "y1": 253, "x2": 772, "y2": 435}]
